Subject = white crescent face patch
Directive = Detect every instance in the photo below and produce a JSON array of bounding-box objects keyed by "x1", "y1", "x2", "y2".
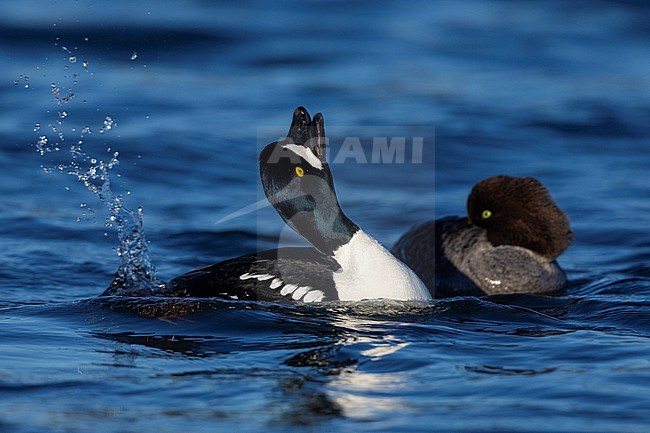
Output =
[{"x1": 282, "y1": 143, "x2": 323, "y2": 170}]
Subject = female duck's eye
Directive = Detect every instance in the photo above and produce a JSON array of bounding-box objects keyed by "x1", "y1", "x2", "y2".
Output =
[
  {"x1": 481, "y1": 210, "x2": 492, "y2": 220},
  {"x1": 295, "y1": 166, "x2": 304, "y2": 177}
]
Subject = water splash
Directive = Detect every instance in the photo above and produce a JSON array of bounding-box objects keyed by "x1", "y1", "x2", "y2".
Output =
[
  {"x1": 33, "y1": 49, "x2": 164, "y2": 296},
  {"x1": 99, "y1": 116, "x2": 115, "y2": 134},
  {"x1": 66, "y1": 145, "x2": 163, "y2": 296}
]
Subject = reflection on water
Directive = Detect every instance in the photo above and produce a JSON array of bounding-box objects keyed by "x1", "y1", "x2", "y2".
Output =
[
  {"x1": 327, "y1": 371, "x2": 412, "y2": 420},
  {"x1": 90, "y1": 298, "x2": 436, "y2": 423}
]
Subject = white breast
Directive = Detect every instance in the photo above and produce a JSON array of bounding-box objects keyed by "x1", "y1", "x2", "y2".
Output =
[{"x1": 332, "y1": 230, "x2": 432, "y2": 301}]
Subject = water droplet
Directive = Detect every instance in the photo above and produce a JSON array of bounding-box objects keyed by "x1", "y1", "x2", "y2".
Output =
[
  {"x1": 69, "y1": 56, "x2": 77, "y2": 63},
  {"x1": 130, "y1": 51, "x2": 138, "y2": 60},
  {"x1": 34, "y1": 123, "x2": 40, "y2": 132},
  {"x1": 59, "y1": 111, "x2": 68, "y2": 119},
  {"x1": 36, "y1": 136, "x2": 48, "y2": 155},
  {"x1": 14, "y1": 75, "x2": 29, "y2": 88},
  {"x1": 99, "y1": 116, "x2": 115, "y2": 134}
]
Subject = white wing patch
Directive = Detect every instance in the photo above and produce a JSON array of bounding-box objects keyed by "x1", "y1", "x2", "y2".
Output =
[
  {"x1": 291, "y1": 286, "x2": 311, "y2": 300},
  {"x1": 280, "y1": 284, "x2": 298, "y2": 295},
  {"x1": 240, "y1": 273, "x2": 275, "y2": 281},
  {"x1": 238, "y1": 272, "x2": 325, "y2": 303},
  {"x1": 278, "y1": 283, "x2": 325, "y2": 302},
  {"x1": 282, "y1": 143, "x2": 323, "y2": 170},
  {"x1": 302, "y1": 290, "x2": 325, "y2": 303}
]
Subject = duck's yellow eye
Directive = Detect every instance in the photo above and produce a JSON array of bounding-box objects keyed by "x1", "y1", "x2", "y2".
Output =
[
  {"x1": 295, "y1": 166, "x2": 304, "y2": 177},
  {"x1": 482, "y1": 210, "x2": 492, "y2": 219}
]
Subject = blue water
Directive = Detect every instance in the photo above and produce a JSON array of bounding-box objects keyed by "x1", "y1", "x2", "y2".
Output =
[{"x1": 1, "y1": 1, "x2": 650, "y2": 432}]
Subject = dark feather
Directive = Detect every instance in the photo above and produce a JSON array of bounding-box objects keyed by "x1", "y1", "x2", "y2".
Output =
[
  {"x1": 166, "y1": 247, "x2": 340, "y2": 302},
  {"x1": 392, "y1": 217, "x2": 484, "y2": 298}
]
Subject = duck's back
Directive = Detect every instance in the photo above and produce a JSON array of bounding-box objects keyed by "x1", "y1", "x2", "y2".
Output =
[
  {"x1": 166, "y1": 247, "x2": 340, "y2": 302},
  {"x1": 392, "y1": 217, "x2": 485, "y2": 298},
  {"x1": 392, "y1": 217, "x2": 567, "y2": 297}
]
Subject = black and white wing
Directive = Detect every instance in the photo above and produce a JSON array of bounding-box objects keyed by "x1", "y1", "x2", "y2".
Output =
[{"x1": 166, "y1": 247, "x2": 340, "y2": 302}]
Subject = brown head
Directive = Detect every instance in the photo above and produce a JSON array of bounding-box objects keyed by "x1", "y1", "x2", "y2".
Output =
[{"x1": 467, "y1": 175, "x2": 573, "y2": 260}]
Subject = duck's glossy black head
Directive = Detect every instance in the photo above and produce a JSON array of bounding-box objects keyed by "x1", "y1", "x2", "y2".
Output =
[
  {"x1": 467, "y1": 175, "x2": 573, "y2": 260},
  {"x1": 259, "y1": 107, "x2": 358, "y2": 256}
]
